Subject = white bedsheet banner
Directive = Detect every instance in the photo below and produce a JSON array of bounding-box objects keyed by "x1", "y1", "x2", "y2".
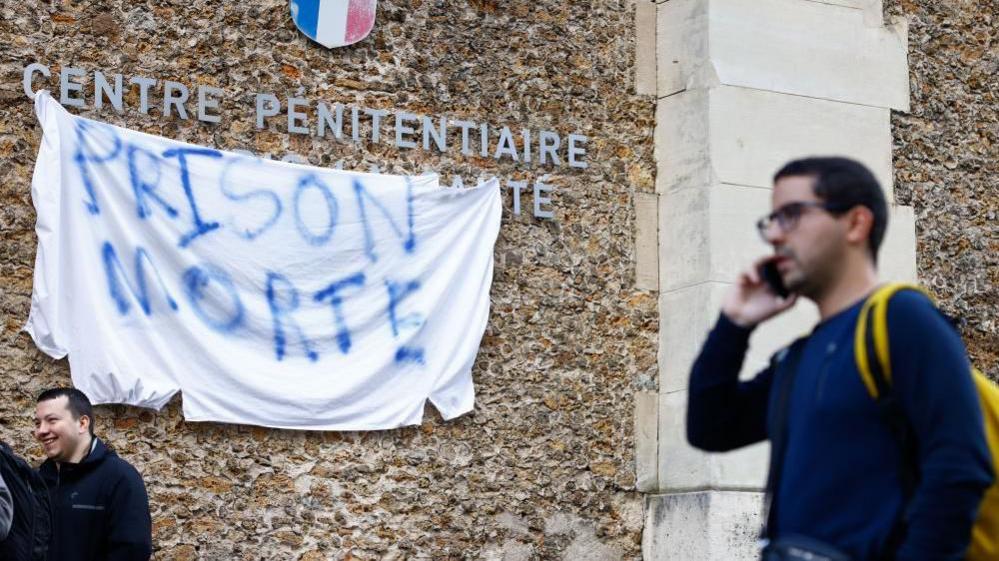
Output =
[{"x1": 24, "y1": 91, "x2": 502, "y2": 430}]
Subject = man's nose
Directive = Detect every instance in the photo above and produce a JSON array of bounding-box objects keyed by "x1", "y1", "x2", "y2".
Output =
[{"x1": 762, "y1": 221, "x2": 785, "y2": 246}]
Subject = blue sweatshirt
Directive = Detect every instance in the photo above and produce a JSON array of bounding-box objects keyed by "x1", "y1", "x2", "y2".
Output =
[{"x1": 687, "y1": 291, "x2": 993, "y2": 561}]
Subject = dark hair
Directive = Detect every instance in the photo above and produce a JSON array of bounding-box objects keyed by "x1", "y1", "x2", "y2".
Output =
[
  {"x1": 774, "y1": 156, "x2": 888, "y2": 262},
  {"x1": 37, "y1": 388, "x2": 95, "y2": 437}
]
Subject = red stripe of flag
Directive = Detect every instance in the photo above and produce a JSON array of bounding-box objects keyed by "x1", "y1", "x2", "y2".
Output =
[{"x1": 346, "y1": 0, "x2": 376, "y2": 44}]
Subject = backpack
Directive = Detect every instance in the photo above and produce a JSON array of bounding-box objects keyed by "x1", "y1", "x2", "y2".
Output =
[
  {"x1": 0, "y1": 443, "x2": 51, "y2": 561},
  {"x1": 854, "y1": 283, "x2": 999, "y2": 561}
]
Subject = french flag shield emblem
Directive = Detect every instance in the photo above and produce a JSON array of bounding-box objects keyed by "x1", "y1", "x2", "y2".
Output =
[{"x1": 290, "y1": 0, "x2": 377, "y2": 48}]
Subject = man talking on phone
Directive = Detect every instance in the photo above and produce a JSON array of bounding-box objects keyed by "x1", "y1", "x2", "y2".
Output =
[{"x1": 686, "y1": 157, "x2": 993, "y2": 560}]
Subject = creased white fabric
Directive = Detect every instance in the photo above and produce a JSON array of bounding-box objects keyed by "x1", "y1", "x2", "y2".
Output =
[{"x1": 24, "y1": 91, "x2": 501, "y2": 430}]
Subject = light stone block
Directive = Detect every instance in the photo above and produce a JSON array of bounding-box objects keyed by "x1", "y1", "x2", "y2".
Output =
[
  {"x1": 879, "y1": 205, "x2": 918, "y2": 283},
  {"x1": 708, "y1": 87, "x2": 895, "y2": 198},
  {"x1": 658, "y1": 282, "x2": 721, "y2": 394},
  {"x1": 656, "y1": 0, "x2": 711, "y2": 98},
  {"x1": 655, "y1": 283, "x2": 726, "y2": 394},
  {"x1": 655, "y1": 88, "x2": 712, "y2": 193},
  {"x1": 658, "y1": 388, "x2": 769, "y2": 491},
  {"x1": 804, "y1": 0, "x2": 884, "y2": 25},
  {"x1": 656, "y1": 87, "x2": 896, "y2": 199},
  {"x1": 658, "y1": 188, "x2": 711, "y2": 293},
  {"x1": 635, "y1": 1, "x2": 658, "y2": 96},
  {"x1": 659, "y1": 183, "x2": 771, "y2": 293},
  {"x1": 644, "y1": 491, "x2": 763, "y2": 561},
  {"x1": 709, "y1": 0, "x2": 909, "y2": 108},
  {"x1": 635, "y1": 390, "x2": 660, "y2": 493},
  {"x1": 659, "y1": 281, "x2": 818, "y2": 394},
  {"x1": 658, "y1": 0, "x2": 909, "y2": 109},
  {"x1": 635, "y1": 191, "x2": 660, "y2": 291}
]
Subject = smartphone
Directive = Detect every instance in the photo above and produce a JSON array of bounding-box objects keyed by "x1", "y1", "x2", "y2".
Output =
[{"x1": 758, "y1": 260, "x2": 790, "y2": 298}]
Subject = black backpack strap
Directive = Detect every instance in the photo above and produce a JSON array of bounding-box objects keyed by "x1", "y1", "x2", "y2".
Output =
[{"x1": 761, "y1": 338, "x2": 807, "y2": 541}]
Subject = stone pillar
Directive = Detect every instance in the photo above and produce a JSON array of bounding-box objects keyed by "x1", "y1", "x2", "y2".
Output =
[{"x1": 638, "y1": 0, "x2": 915, "y2": 558}]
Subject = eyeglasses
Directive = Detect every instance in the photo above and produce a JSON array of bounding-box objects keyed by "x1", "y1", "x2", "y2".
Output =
[{"x1": 756, "y1": 201, "x2": 848, "y2": 239}]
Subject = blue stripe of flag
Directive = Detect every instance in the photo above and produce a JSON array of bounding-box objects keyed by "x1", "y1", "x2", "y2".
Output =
[{"x1": 291, "y1": 0, "x2": 321, "y2": 40}]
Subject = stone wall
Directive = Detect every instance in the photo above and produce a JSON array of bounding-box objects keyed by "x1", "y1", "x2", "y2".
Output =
[
  {"x1": 1, "y1": 1, "x2": 995, "y2": 560},
  {"x1": 0, "y1": 1, "x2": 658, "y2": 559},
  {"x1": 886, "y1": 0, "x2": 998, "y2": 376}
]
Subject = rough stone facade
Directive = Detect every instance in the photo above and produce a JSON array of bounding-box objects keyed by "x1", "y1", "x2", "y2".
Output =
[
  {"x1": 885, "y1": 0, "x2": 998, "y2": 376},
  {"x1": 0, "y1": 1, "x2": 995, "y2": 560},
  {"x1": 0, "y1": 0, "x2": 656, "y2": 559}
]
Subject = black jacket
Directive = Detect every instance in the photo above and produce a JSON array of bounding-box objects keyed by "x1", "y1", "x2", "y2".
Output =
[
  {"x1": 0, "y1": 468, "x2": 11, "y2": 540},
  {"x1": 38, "y1": 438, "x2": 151, "y2": 561}
]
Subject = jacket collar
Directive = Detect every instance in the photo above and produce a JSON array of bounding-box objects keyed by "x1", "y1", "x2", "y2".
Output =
[{"x1": 40, "y1": 437, "x2": 110, "y2": 477}]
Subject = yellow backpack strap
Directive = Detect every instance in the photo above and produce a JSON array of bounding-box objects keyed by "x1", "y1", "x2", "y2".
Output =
[{"x1": 854, "y1": 283, "x2": 930, "y2": 398}]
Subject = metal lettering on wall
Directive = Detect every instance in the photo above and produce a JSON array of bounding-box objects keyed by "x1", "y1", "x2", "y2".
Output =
[{"x1": 23, "y1": 62, "x2": 591, "y2": 220}]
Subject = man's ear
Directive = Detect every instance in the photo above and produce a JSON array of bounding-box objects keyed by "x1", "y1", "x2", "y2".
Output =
[
  {"x1": 77, "y1": 414, "x2": 91, "y2": 435},
  {"x1": 844, "y1": 206, "x2": 874, "y2": 246}
]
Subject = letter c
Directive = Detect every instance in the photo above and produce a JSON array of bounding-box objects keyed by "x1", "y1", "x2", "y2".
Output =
[{"x1": 23, "y1": 63, "x2": 51, "y2": 99}]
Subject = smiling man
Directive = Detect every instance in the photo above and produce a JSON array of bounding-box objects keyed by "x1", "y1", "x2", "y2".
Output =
[
  {"x1": 685, "y1": 157, "x2": 993, "y2": 561},
  {"x1": 34, "y1": 388, "x2": 151, "y2": 561}
]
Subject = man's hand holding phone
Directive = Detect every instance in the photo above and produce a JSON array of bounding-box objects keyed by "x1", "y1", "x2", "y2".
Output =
[{"x1": 721, "y1": 256, "x2": 798, "y2": 328}]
